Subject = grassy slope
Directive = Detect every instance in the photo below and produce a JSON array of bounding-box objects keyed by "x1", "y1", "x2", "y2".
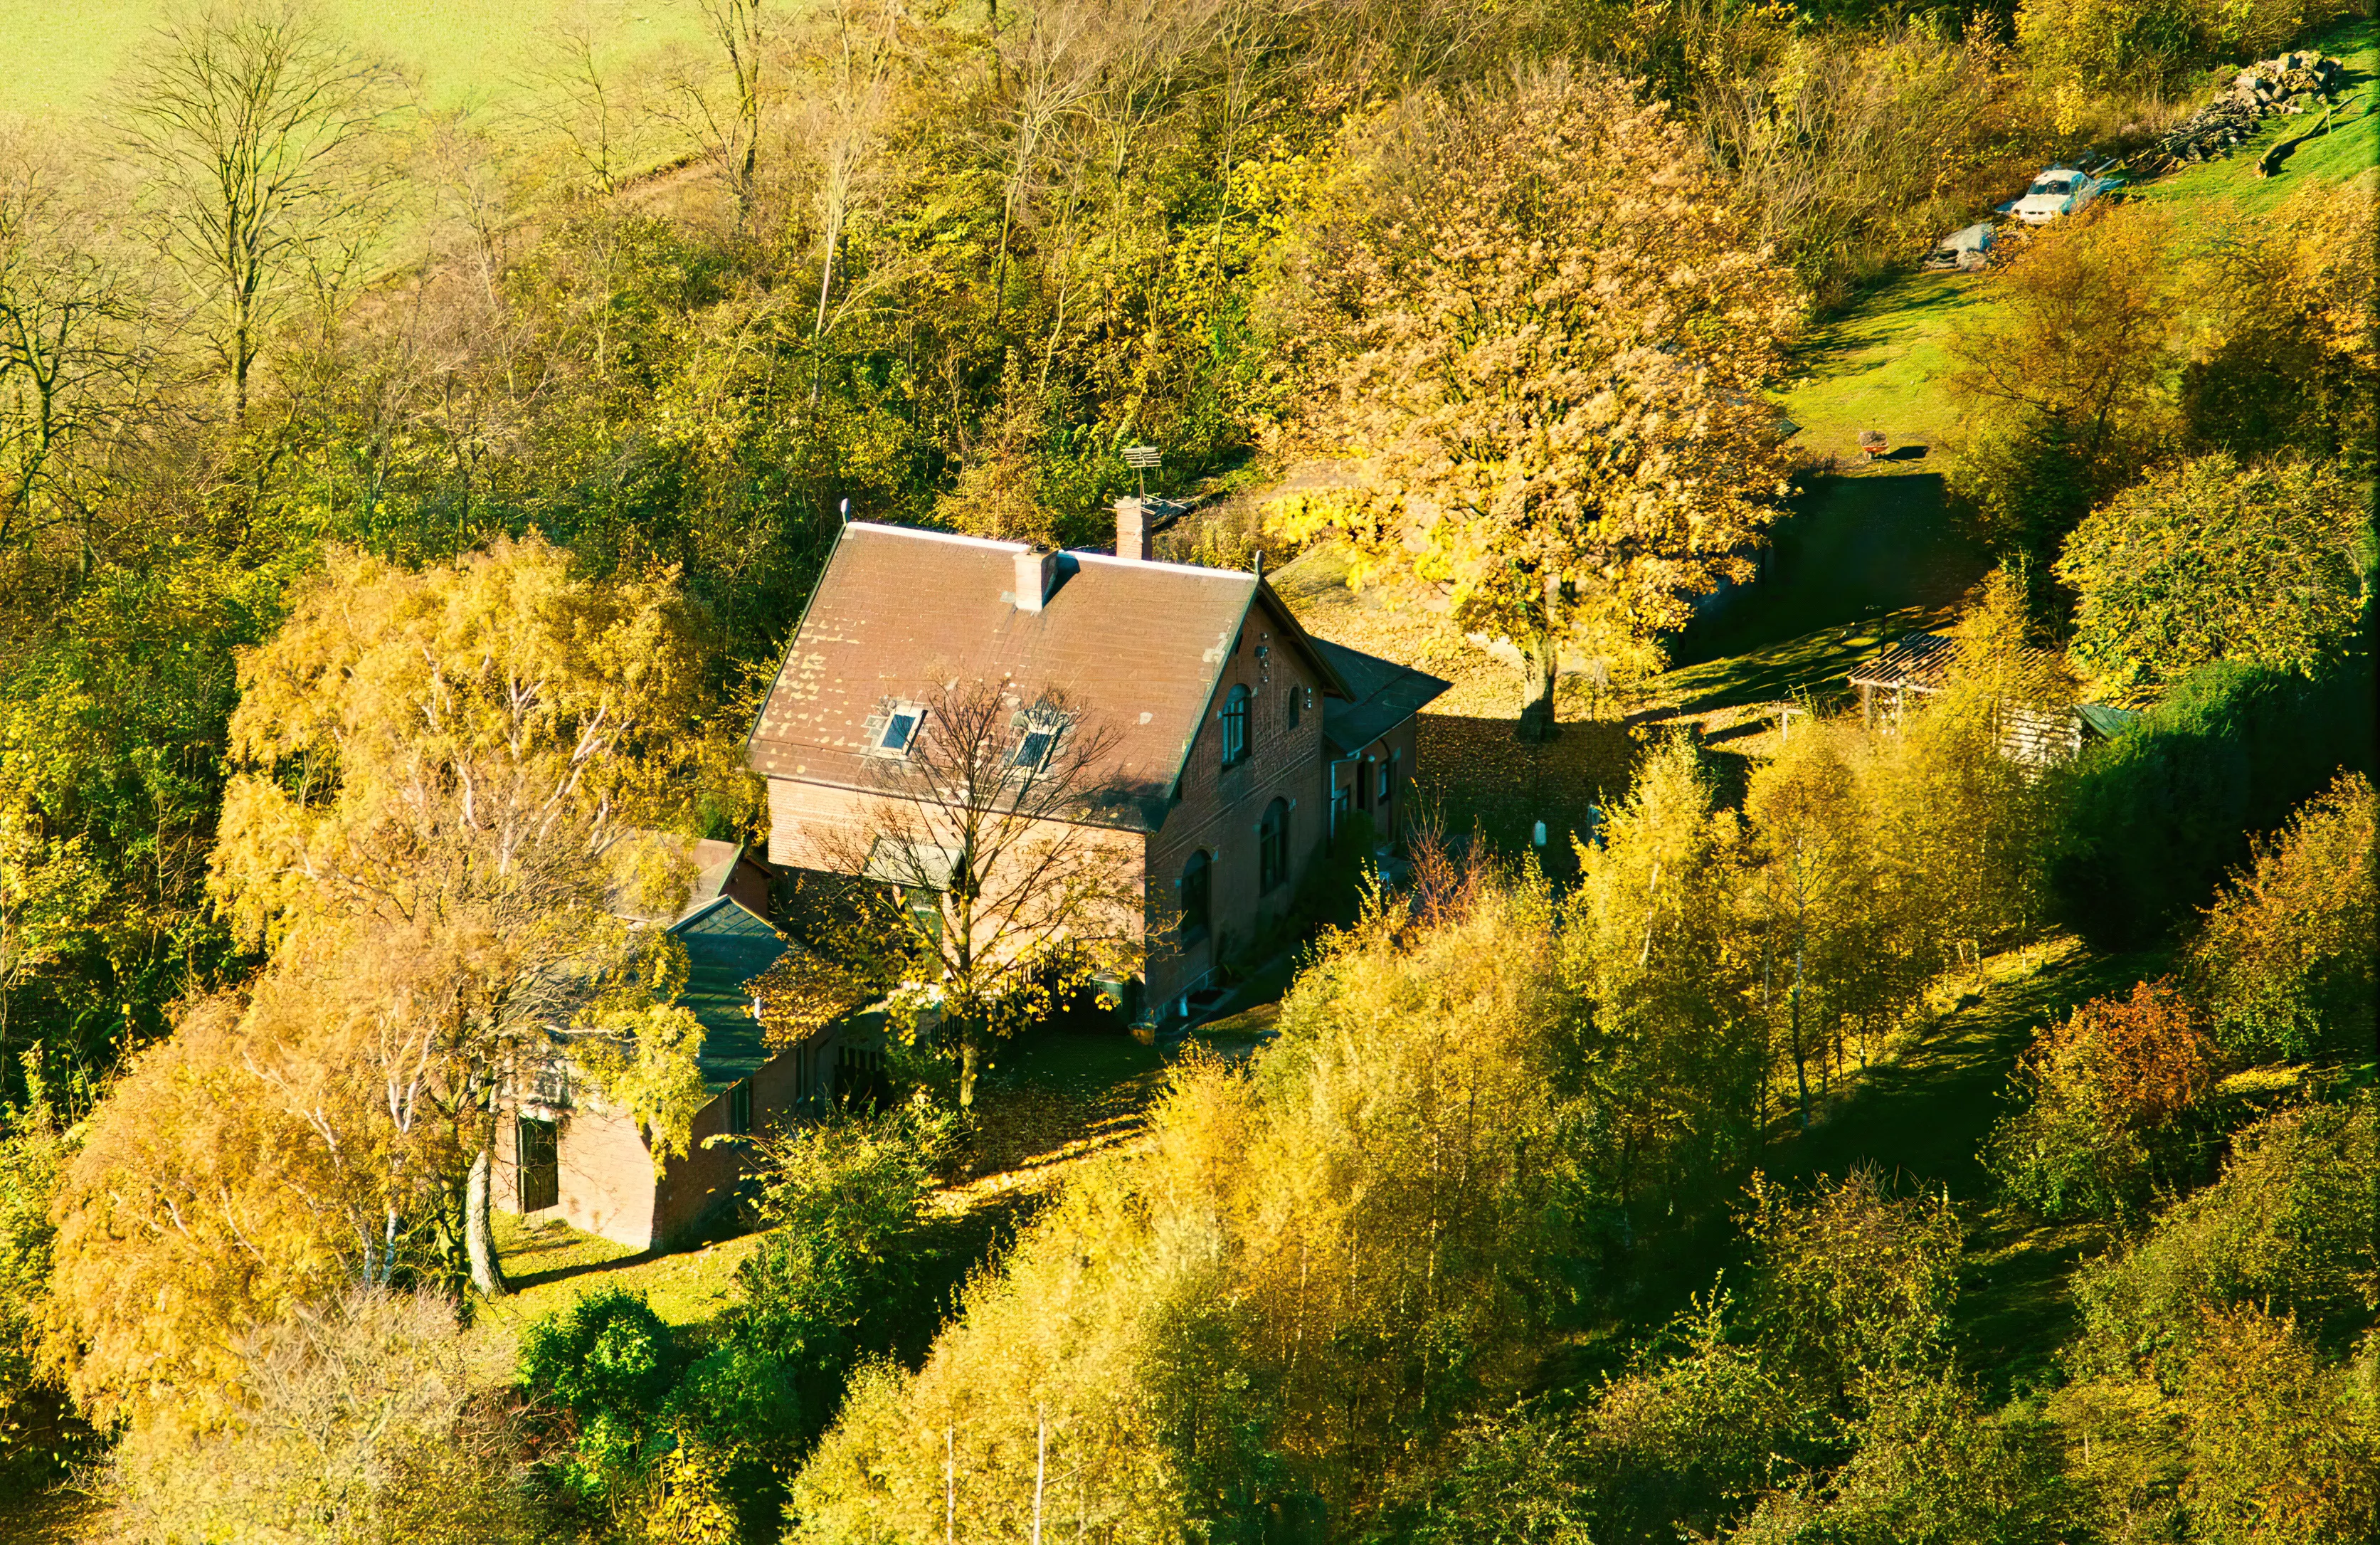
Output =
[
  {"x1": 0, "y1": 0, "x2": 705, "y2": 124},
  {"x1": 2141, "y1": 16, "x2": 2380, "y2": 216}
]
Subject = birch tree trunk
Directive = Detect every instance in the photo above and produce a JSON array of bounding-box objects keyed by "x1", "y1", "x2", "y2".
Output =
[{"x1": 466, "y1": 1147, "x2": 508, "y2": 1298}]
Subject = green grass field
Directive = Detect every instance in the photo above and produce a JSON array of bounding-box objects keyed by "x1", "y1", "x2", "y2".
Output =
[
  {"x1": 2142, "y1": 14, "x2": 2379, "y2": 215},
  {"x1": 0, "y1": 0, "x2": 706, "y2": 125}
]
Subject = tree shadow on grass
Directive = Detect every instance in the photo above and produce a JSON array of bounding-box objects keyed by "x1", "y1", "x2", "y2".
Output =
[{"x1": 1765, "y1": 939, "x2": 2171, "y2": 1401}]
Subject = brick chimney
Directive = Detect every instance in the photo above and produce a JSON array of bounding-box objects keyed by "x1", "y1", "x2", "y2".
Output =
[
  {"x1": 1014, "y1": 544, "x2": 1057, "y2": 611},
  {"x1": 1114, "y1": 496, "x2": 1151, "y2": 561}
]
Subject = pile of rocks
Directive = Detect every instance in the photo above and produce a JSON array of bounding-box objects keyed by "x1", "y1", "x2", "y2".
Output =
[{"x1": 2154, "y1": 51, "x2": 2347, "y2": 166}]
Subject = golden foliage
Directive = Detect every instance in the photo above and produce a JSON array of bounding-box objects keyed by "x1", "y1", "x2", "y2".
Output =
[
  {"x1": 794, "y1": 872, "x2": 1593, "y2": 1533},
  {"x1": 2021, "y1": 979, "x2": 2218, "y2": 1131},
  {"x1": 1271, "y1": 64, "x2": 1799, "y2": 731},
  {"x1": 48, "y1": 984, "x2": 403, "y2": 1433},
  {"x1": 2189, "y1": 771, "x2": 2379, "y2": 1060}
]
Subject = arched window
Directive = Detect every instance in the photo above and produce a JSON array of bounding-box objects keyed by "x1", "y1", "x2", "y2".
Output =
[
  {"x1": 1287, "y1": 684, "x2": 1302, "y2": 731},
  {"x1": 1220, "y1": 684, "x2": 1251, "y2": 769},
  {"x1": 1259, "y1": 798, "x2": 1290, "y2": 894},
  {"x1": 1179, "y1": 850, "x2": 1212, "y2": 942}
]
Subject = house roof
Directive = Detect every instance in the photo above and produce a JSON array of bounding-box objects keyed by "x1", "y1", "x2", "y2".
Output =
[
  {"x1": 670, "y1": 896, "x2": 788, "y2": 1090},
  {"x1": 1312, "y1": 638, "x2": 1452, "y2": 756},
  {"x1": 747, "y1": 522, "x2": 1353, "y2": 833},
  {"x1": 615, "y1": 834, "x2": 759, "y2": 927},
  {"x1": 1849, "y1": 633, "x2": 1959, "y2": 692},
  {"x1": 2075, "y1": 702, "x2": 2143, "y2": 740}
]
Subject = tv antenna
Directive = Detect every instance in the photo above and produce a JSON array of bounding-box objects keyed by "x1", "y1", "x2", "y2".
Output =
[{"x1": 1123, "y1": 444, "x2": 1161, "y2": 500}]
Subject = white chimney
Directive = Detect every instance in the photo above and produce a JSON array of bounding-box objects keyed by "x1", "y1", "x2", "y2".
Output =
[
  {"x1": 1115, "y1": 497, "x2": 1151, "y2": 561},
  {"x1": 1014, "y1": 545, "x2": 1057, "y2": 612}
]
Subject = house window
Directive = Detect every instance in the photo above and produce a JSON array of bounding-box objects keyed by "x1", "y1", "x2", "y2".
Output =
[
  {"x1": 1355, "y1": 755, "x2": 1373, "y2": 811},
  {"x1": 1010, "y1": 709, "x2": 1063, "y2": 772},
  {"x1": 1220, "y1": 685, "x2": 1250, "y2": 769},
  {"x1": 727, "y1": 1078, "x2": 753, "y2": 1136},
  {"x1": 517, "y1": 1117, "x2": 559, "y2": 1213},
  {"x1": 1288, "y1": 686, "x2": 1302, "y2": 731},
  {"x1": 1378, "y1": 754, "x2": 1393, "y2": 803},
  {"x1": 867, "y1": 701, "x2": 926, "y2": 756},
  {"x1": 1179, "y1": 850, "x2": 1212, "y2": 942},
  {"x1": 1259, "y1": 799, "x2": 1289, "y2": 894}
]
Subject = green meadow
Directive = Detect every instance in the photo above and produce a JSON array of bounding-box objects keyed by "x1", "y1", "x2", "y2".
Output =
[{"x1": 0, "y1": 0, "x2": 706, "y2": 124}]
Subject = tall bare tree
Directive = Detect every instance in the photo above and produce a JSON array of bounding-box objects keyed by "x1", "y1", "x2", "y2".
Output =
[
  {"x1": 117, "y1": 1, "x2": 401, "y2": 427},
  {"x1": 808, "y1": 676, "x2": 1143, "y2": 1107},
  {"x1": 668, "y1": 0, "x2": 777, "y2": 229},
  {"x1": 522, "y1": 9, "x2": 665, "y2": 199},
  {"x1": 797, "y1": 0, "x2": 906, "y2": 346},
  {"x1": 0, "y1": 144, "x2": 152, "y2": 557}
]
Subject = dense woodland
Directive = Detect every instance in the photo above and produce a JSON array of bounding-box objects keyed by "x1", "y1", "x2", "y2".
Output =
[{"x1": 0, "y1": 0, "x2": 2374, "y2": 1539}]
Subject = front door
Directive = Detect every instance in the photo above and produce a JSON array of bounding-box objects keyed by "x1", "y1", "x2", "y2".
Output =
[{"x1": 517, "y1": 1116, "x2": 559, "y2": 1213}]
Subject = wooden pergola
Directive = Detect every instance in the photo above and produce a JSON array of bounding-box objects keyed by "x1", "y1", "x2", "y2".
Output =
[{"x1": 1849, "y1": 633, "x2": 1959, "y2": 731}]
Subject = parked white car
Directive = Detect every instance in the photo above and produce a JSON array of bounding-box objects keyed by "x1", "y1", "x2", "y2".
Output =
[{"x1": 2008, "y1": 165, "x2": 2115, "y2": 225}]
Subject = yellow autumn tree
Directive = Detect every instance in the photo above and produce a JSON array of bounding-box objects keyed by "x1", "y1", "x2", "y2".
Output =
[
  {"x1": 1270, "y1": 63, "x2": 1800, "y2": 739},
  {"x1": 201, "y1": 534, "x2": 724, "y2": 1292}
]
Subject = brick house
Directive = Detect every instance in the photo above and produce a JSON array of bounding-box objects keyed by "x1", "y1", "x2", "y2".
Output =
[
  {"x1": 495, "y1": 844, "x2": 872, "y2": 1250},
  {"x1": 745, "y1": 507, "x2": 1448, "y2": 1022}
]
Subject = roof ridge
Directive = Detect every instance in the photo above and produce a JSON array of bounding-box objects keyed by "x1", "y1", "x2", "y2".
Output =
[{"x1": 848, "y1": 520, "x2": 1266, "y2": 584}]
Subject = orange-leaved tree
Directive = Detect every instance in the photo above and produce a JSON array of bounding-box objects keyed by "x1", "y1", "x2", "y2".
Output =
[
  {"x1": 1269, "y1": 64, "x2": 1799, "y2": 739},
  {"x1": 203, "y1": 535, "x2": 726, "y2": 1288}
]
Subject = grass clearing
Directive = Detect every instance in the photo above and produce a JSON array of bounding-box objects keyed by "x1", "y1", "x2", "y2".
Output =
[
  {"x1": 1764, "y1": 936, "x2": 2169, "y2": 1398},
  {"x1": 2140, "y1": 16, "x2": 2379, "y2": 216},
  {"x1": 0, "y1": 0, "x2": 707, "y2": 125}
]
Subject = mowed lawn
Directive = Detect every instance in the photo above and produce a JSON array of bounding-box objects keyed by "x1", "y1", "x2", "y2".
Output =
[{"x1": 0, "y1": 0, "x2": 707, "y2": 123}]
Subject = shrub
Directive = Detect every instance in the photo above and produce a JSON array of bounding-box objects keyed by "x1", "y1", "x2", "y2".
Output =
[
  {"x1": 2016, "y1": 0, "x2": 2363, "y2": 92},
  {"x1": 517, "y1": 1288, "x2": 678, "y2": 1501},
  {"x1": 94, "y1": 1285, "x2": 546, "y2": 1545},
  {"x1": 2067, "y1": 1098, "x2": 2379, "y2": 1384},
  {"x1": 2045, "y1": 653, "x2": 2379, "y2": 949},
  {"x1": 2056, "y1": 454, "x2": 2373, "y2": 702},
  {"x1": 707, "y1": 1104, "x2": 944, "y2": 1455},
  {"x1": 1986, "y1": 979, "x2": 2224, "y2": 1221},
  {"x1": 2189, "y1": 771, "x2": 2379, "y2": 1062},
  {"x1": 1737, "y1": 1168, "x2": 1965, "y2": 1404}
]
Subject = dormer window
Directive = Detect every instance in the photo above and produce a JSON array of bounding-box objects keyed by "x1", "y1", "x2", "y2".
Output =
[{"x1": 864, "y1": 701, "x2": 925, "y2": 756}]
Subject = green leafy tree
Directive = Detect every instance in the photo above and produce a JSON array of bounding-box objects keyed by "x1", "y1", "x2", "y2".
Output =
[
  {"x1": 1562, "y1": 735, "x2": 1759, "y2": 1204},
  {"x1": 1947, "y1": 205, "x2": 2181, "y2": 589},
  {"x1": 1271, "y1": 64, "x2": 1798, "y2": 739},
  {"x1": 2056, "y1": 454, "x2": 2373, "y2": 702}
]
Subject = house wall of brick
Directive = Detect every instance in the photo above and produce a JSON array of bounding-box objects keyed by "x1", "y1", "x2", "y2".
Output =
[
  {"x1": 554, "y1": 1104, "x2": 660, "y2": 1249},
  {"x1": 496, "y1": 1032, "x2": 830, "y2": 1253},
  {"x1": 652, "y1": 1033, "x2": 822, "y2": 1245},
  {"x1": 768, "y1": 759, "x2": 1154, "y2": 995},
  {"x1": 1143, "y1": 593, "x2": 1330, "y2": 1010},
  {"x1": 1327, "y1": 714, "x2": 1422, "y2": 848}
]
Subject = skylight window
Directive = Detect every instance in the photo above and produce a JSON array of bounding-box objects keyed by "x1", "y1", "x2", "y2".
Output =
[
  {"x1": 1009, "y1": 708, "x2": 1065, "y2": 771},
  {"x1": 865, "y1": 701, "x2": 926, "y2": 756}
]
